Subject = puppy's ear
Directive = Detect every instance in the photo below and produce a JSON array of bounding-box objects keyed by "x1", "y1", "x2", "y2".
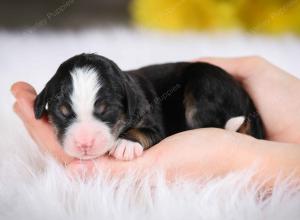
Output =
[
  {"x1": 34, "y1": 87, "x2": 50, "y2": 119},
  {"x1": 124, "y1": 84, "x2": 138, "y2": 120}
]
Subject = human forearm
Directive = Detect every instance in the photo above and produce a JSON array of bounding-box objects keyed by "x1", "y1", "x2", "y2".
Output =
[
  {"x1": 148, "y1": 128, "x2": 300, "y2": 184},
  {"x1": 248, "y1": 139, "x2": 300, "y2": 182}
]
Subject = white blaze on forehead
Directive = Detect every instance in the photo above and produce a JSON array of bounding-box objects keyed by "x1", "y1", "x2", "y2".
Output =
[
  {"x1": 70, "y1": 67, "x2": 101, "y2": 120},
  {"x1": 63, "y1": 67, "x2": 115, "y2": 159}
]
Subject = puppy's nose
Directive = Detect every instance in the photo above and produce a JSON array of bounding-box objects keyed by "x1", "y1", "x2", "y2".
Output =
[
  {"x1": 75, "y1": 139, "x2": 95, "y2": 150},
  {"x1": 79, "y1": 144, "x2": 93, "y2": 150}
]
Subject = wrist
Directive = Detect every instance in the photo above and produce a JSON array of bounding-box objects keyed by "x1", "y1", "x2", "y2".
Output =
[{"x1": 222, "y1": 132, "x2": 261, "y2": 171}]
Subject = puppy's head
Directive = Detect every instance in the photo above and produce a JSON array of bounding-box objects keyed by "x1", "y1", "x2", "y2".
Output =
[{"x1": 34, "y1": 53, "x2": 137, "y2": 159}]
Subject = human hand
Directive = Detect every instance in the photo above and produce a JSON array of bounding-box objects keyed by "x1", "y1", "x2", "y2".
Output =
[
  {"x1": 196, "y1": 56, "x2": 300, "y2": 144},
  {"x1": 11, "y1": 82, "x2": 153, "y2": 176},
  {"x1": 11, "y1": 56, "x2": 300, "y2": 181},
  {"x1": 11, "y1": 82, "x2": 244, "y2": 178},
  {"x1": 11, "y1": 82, "x2": 74, "y2": 165}
]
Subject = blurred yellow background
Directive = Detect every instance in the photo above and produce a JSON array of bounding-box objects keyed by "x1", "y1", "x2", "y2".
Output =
[{"x1": 130, "y1": 0, "x2": 300, "y2": 34}]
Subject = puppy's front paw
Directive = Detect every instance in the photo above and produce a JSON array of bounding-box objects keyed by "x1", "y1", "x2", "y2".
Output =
[{"x1": 109, "y1": 139, "x2": 143, "y2": 161}]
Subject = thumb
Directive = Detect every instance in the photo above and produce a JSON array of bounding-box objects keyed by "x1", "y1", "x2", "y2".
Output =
[{"x1": 11, "y1": 81, "x2": 37, "y2": 97}]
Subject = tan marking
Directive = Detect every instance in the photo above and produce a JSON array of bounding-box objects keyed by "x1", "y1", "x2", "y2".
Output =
[
  {"x1": 125, "y1": 128, "x2": 152, "y2": 149},
  {"x1": 237, "y1": 119, "x2": 251, "y2": 135},
  {"x1": 59, "y1": 104, "x2": 70, "y2": 117}
]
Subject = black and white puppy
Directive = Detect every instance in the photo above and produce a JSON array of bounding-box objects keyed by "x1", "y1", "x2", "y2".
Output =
[{"x1": 34, "y1": 53, "x2": 264, "y2": 160}]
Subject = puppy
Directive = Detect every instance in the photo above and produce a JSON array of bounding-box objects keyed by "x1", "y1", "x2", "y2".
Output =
[{"x1": 34, "y1": 53, "x2": 264, "y2": 160}]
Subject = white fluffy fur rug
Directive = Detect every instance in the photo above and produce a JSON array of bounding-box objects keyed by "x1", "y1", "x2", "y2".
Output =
[{"x1": 1, "y1": 27, "x2": 300, "y2": 219}]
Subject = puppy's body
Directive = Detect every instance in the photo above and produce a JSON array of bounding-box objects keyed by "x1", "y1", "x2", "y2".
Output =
[
  {"x1": 34, "y1": 54, "x2": 264, "y2": 160},
  {"x1": 128, "y1": 62, "x2": 264, "y2": 138}
]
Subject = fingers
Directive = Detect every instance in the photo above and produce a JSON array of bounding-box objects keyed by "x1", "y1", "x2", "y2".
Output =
[
  {"x1": 11, "y1": 81, "x2": 74, "y2": 165},
  {"x1": 66, "y1": 153, "x2": 151, "y2": 179},
  {"x1": 11, "y1": 82, "x2": 37, "y2": 123},
  {"x1": 11, "y1": 81, "x2": 37, "y2": 97},
  {"x1": 196, "y1": 57, "x2": 241, "y2": 75},
  {"x1": 66, "y1": 157, "x2": 126, "y2": 179},
  {"x1": 194, "y1": 56, "x2": 267, "y2": 81},
  {"x1": 13, "y1": 95, "x2": 34, "y2": 119},
  {"x1": 66, "y1": 159, "x2": 97, "y2": 179}
]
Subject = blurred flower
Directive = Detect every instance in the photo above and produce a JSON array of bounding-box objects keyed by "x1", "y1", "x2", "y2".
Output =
[{"x1": 130, "y1": 0, "x2": 300, "y2": 34}]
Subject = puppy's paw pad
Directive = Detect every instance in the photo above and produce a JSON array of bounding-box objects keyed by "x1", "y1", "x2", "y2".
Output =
[{"x1": 110, "y1": 139, "x2": 143, "y2": 161}]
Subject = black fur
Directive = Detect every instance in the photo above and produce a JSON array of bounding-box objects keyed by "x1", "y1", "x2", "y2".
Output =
[
  {"x1": 127, "y1": 62, "x2": 264, "y2": 139},
  {"x1": 34, "y1": 53, "x2": 264, "y2": 150}
]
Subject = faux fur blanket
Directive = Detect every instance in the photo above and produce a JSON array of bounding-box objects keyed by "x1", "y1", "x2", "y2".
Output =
[{"x1": 1, "y1": 27, "x2": 300, "y2": 219}]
